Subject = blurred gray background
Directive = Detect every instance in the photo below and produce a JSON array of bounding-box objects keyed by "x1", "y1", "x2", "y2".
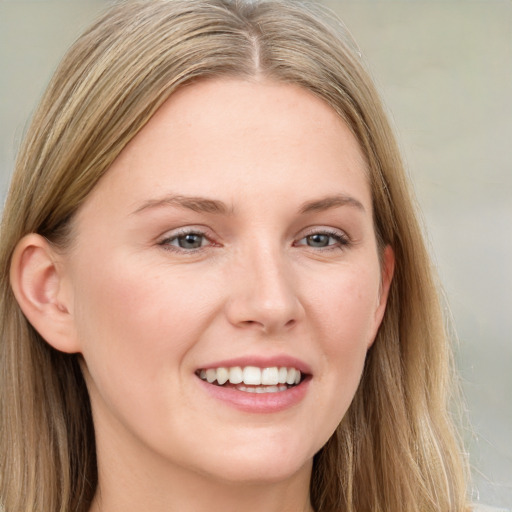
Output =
[{"x1": 0, "y1": 0, "x2": 510, "y2": 507}]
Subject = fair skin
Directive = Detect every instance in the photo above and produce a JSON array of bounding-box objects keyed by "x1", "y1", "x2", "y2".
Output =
[{"x1": 11, "y1": 79, "x2": 393, "y2": 512}]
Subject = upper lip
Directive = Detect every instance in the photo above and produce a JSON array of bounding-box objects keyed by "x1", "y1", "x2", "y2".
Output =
[{"x1": 196, "y1": 355, "x2": 312, "y2": 375}]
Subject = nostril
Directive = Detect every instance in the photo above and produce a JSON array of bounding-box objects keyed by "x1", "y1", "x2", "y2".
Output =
[
  {"x1": 238, "y1": 318, "x2": 297, "y2": 333},
  {"x1": 224, "y1": 283, "x2": 304, "y2": 333}
]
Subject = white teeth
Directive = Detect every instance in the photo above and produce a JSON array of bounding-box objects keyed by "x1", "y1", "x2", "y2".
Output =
[
  {"x1": 261, "y1": 367, "x2": 279, "y2": 385},
  {"x1": 242, "y1": 366, "x2": 261, "y2": 385},
  {"x1": 278, "y1": 367, "x2": 288, "y2": 384},
  {"x1": 216, "y1": 367, "x2": 229, "y2": 385},
  {"x1": 198, "y1": 365, "x2": 303, "y2": 388},
  {"x1": 285, "y1": 367, "x2": 297, "y2": 385},
  {"x1": 229, "y1": 366, "x2": 243, "y2": 384},
  {"x1": 237, "y1": 385, "x2": 288, "y2": 393},
  {"x1": 206, "y1": 368, "x2": 217, "y2": 383}
]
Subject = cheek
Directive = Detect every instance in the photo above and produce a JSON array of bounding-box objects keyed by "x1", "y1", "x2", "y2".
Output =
[
  {"x1": 307, "y1": 263, "x2": 381, "y2": 415},
  {"x1": 70, "y1": 256, "x2": 229, "y2": 454},
  {"x1": 71, "y1": 256, "x2": 221, "y2": 402},
  {"x1": 311, "y1": 263, "x2": 381, "y2": 350},
  {"x1": 75, "y1": 255, "x2": 212, "y2": 342}
]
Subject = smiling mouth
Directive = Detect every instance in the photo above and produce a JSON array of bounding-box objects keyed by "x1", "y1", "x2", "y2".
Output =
[{"x1": 196, "y1": 366, "x2": 304, "y2": 393}]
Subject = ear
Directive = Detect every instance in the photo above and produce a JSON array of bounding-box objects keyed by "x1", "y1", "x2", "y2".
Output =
[
  {"x1": 10, "y1": 233, "x2": 81, "y2": 353},
  {"x1": 368, "y1": 244, "x2": 395, "y2": 348}
]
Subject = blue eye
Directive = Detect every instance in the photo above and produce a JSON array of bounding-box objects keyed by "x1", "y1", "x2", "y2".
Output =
[
  {"x1": 161, "y1": 231, "x2": 209, "y2": 250},
  {"x1": 305, "y1": 234, "x2": 332, "y2": 247},
  {"x1": 175, "y1": 233, "x2": 205, "y2": 249},
  {"x1": 296, "y1": 231, "x2": 349, "y2": 249}
]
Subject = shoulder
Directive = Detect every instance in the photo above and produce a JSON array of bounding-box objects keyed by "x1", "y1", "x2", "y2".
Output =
[{"x1": 471, "y1": 505, "x2": 510, "y2": 512}]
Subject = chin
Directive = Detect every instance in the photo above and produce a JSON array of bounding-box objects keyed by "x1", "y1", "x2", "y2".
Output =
[
  {"x1": 187, "y1": 434, "x2": 317, "y2": 485},
  {"x1": 204, "y1": 455, "x2": 313, "y2": 486}
]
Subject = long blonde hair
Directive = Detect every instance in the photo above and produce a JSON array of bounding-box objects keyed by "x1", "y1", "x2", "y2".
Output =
[{"x1": 0, "y1": 1, "x2": 468, "y2": 511}]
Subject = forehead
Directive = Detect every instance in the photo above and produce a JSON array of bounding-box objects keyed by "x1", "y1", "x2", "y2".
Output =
[{"x1": 79, "y1": 78, "x2": 371, "y2": 219}]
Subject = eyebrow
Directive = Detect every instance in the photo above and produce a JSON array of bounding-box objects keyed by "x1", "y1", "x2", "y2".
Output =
[
  {"x1": 299, "y1": 194, "x2": 365, "y2": 214},
  {"x1": 132, "y1": 193, "x2": 365, "y2": 216},
  {"x1": 132, "y1": 194, "x2": 231, "y2": 215}
]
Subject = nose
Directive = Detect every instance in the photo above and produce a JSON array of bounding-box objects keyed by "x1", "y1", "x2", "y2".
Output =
[{"x1": 224, "y1": 245, "x2": 304, "y2": 334}]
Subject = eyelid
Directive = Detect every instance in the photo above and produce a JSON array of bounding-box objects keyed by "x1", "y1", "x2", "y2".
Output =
[
  {"x1": 158, "y1": 226, "x2": 218, "y2": 252},
  {"x1": 294, "y1": 226, "x2": 351, "y2": 249}
]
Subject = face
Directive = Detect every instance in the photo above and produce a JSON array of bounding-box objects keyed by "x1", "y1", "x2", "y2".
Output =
[{"x1": 60, "y1": 79, "x2": 393, "y2": 486}]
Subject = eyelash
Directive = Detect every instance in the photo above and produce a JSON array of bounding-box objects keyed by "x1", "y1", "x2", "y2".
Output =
[
  {"x1": 158, "y1": 228, "x2": 216, "y2": 253},
  {"x1": 294, "y1": 228, "x2": 350, "y2": 251},
  {"x1": 158, "y1": 227, "x2": 350, "y2": 253}
]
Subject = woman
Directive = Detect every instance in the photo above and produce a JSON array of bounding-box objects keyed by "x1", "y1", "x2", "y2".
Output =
[{"x1": 0, "y1": 0, "x2": 471, "y2": 511}]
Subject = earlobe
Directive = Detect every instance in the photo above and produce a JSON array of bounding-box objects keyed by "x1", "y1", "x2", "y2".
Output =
[
  {"x1": 10, "y1": 233, "x2": 81, "y2": 353},
  {"x1": 368, "y1": 245, "x2": 395, "y2": 348},
  {"x1": 379, "y1": 245, "x2": 395, "y2": 307}
]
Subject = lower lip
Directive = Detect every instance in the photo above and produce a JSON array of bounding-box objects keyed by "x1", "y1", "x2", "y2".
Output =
[{"x1": 197, "y1": 377, "x2": 310, "y2": 413}]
